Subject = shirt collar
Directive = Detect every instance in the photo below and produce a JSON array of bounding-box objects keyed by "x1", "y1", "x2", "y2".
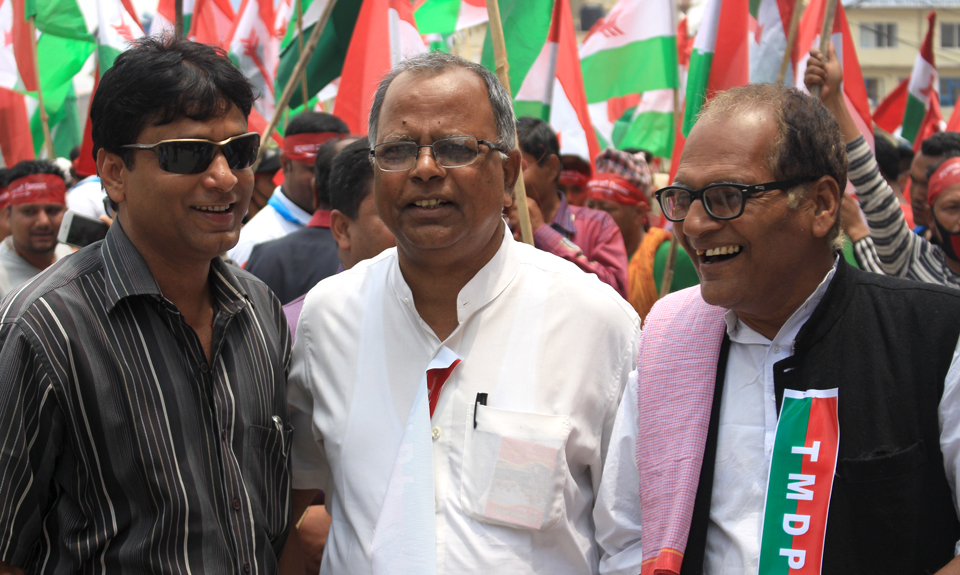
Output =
[
  {"x1": 103, "y1": 220, "x2": 250, "y2": 313},
  {"x1": 307, "y1": 209, "x2": 332, "y2": 229},
  {"x1": 390, "y1": 221, "x2": 520, "y2": 340},
  {"x1": 550, "y1": 190, "x2": 578, "y2": 236},
  {"x1": 273, "y1": 188, "x2": 314, "y2": 225},
  {"x1": 724, "y1": 256, "x2": 839, "y2": 346}
]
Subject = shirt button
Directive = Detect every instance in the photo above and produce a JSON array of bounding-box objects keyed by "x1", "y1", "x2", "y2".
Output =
[
  {"x1": 771, "y1": 395, "x2": 776, "y2": 401},
  {"x1": 773, "y1": 345, "x2": 781, "y2": 354},
  {"x1": 200, "y1": 363, "x2": 209, "y2": 373},
  {"x1": 432, "y1": 427, "x2": 441, "y2": 440},
  {"x1": 232, "y1": 498, "x2": 241, "y2": 510}
]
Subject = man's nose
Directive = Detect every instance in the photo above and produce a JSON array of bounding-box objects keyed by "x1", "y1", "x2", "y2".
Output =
[
  {"x1": 409, "y1": 145, "x2": 445, "y2": 180},
  {"x1": 204, "y1": 150, "x2": 239, "y2": 189},
  {"x1": 681, "y1": 198, "x2": 724, "y2": 238}
]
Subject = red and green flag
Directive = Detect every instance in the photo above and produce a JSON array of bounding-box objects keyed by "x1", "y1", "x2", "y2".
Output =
[
  {"x1": 750, "y1": 0, "x2": 797, "y2": 84},
  {"x1": 901, "y1": 12, "x2": 939, "y2": 145},
  {"x1": 415, "y1": 0, "x2": 487, "y2": 35},
  {"x1": 227, "y1": 0, "x2": 278, "y2": 119}
]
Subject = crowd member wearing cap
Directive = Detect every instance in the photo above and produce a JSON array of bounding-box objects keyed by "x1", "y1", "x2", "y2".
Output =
[
  {"x1": 585, "y1": 149, "x2": 698, "y2": 320},
  {"x1": 558, "y1": 154, "x2": 591, "y2": 206},
  {"x1": 507, "y1": 117, "x2": 629, "y2": 297},
  {"x1": 923, "y1": 157, "x2": 960, "y2": 268},
  {"x1": 228, "y1": 111, "x2": 349, "y2": 266},
  {"x1": 0, "y1": 36, "x2": 294, "y2": 575},
  {"x1": 246, "y1": 136, "x2": 357, "y2": 304},
  {"x1": 807, "y1": 48, "x2": 960, "y2": 288},
  {"x1": 0, "y1": 160, "x2": 73, "y2": 298},
  {"x1": 596, "y1": 82, "x2": 960, "y2": 575}
]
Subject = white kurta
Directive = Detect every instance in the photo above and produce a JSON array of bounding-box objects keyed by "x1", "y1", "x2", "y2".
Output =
[
  {"x1": 595, "y1": 262, "x2": 960, "y2": 574},
  {"x1": 227, "y1": 187, "x2": 311, "y2": 266},
  {"x1": 288, "y1": 228, "x2": 641, "y2": 575}
]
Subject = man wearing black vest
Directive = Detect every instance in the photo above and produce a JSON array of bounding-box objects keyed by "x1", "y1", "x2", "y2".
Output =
[{"x1": 593, "y1": 82, "x2": 960, "y2": 575}]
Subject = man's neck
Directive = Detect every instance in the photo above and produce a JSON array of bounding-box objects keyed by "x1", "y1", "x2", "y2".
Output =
[
  {"x1": 538, "y1": 188, "x2": 561, "y2": 225},
  {"x1": 14, "y1": 241, "x2": 57, "y2": 271},
  {"x1": 625, "y1": 227, "x2": 644, "y2": 258},
  {"x1": 946, "y1": 253, "x2": 960, "y2": 276},
  {"x1": 281, "y1": 186, "x2": 314, "y2": 215}
]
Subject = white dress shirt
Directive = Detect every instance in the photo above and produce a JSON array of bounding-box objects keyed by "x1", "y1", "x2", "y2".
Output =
[
  {"x1": 288, "y1": 228, "x2": 640, "y2": 575},
  {"x1": 227, "y1": 187, "x2": 311, "y2": 266},
  {"x1": 595, "y1": 261, "x2": 960, "y2": 574},
  {"x1": 0, "y1": 237, "x2": 74, "y2": 298}
]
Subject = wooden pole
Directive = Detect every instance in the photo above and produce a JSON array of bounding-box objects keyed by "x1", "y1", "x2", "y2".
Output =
[
  {"x1": 486, "y1": 0, "x2": 534, "y2": 245},
  {"x1": 253, "y1": 0, "x2": 337, "y2": 171},
  {"x1": 810, "y1": 0, "x2": 838, "y2": 98},
  {"x1": 658, "y1": 236, "x2": 678, "y2": 299},
  {"x1": 296, "y1": 0, "x2": 310, "y2": 107},
  {"x1": 28, "y1": 16, "x2": 55, "y2": 159},
  {"x1": 777, "y1": 0, "x2": 805, "y2": 85},
  {"x1": 175, "y1": 0, "x2": 184, "y2": 37}
]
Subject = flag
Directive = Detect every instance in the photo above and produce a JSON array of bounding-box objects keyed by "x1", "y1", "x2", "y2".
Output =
[
  {"x1": 188, "y1": 0, "x2": 235, "y2": 47},
  {"x1": 912, "y1": 91, "x2": 942, "y2": 152},
  {"x1": 873, "y1": 76, "x2": 908, "y2": 134},
  {"x1": 227, "y1": 0, "x2": 277, "y2": 119},
  {"x1": 150, "y1": 0, "x2": 195, "y2": 36},
  {"x1": 479, "y1": 0, "x2": 553, "y2": 99},
  {"x1": 0, "y1": 0, "x2": 33, "y2": 164},
  {"x1": 901, "y1": 11, "x2": 937, "y2": 144},
  {"x1": 332, "y1": 0, "x2": 427, "y2": 134},
  {"x1": 275, "y1": 0, "x2": 364, "y2": 110},
  {"x1": 415, "y1": 0, "x2": 488, "y2": 34},
  {"x1": 794, "y1": 0, "x2": 872, "y2": 140},
  {"x1": 579, "y1": 0, "x2": 678, "y2": 103},
  {"x1": 511, "y1": 0, "x2": 600, "y2": 163},
  {"x1": 274, "y1": 0, "x2": 292, "y2": 41},
  {"x1": 750, "y1": 0, "x2": 796, "y2": 84}
]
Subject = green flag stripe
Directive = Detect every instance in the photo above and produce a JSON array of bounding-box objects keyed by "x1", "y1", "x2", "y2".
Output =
[
  {"x1": 581, "y1": 36, "x2": 678, "y2": 104},
  {"x1": 618, "y1": 110, "x2": 674, "y2": 158},
  {"x1": 480, "y1": 0, "x2": 553, "y2": 98},
  {"x1": 758, "y1": 396, "x2": 810, "y2": 575},
  {"x1": 415, "y1": 0, "x2": 460, "y2": 35},
  {"x1": 901, "y1": 93, "x2": 926, "y2": 144},
  {"x1": 682, "y1": 49, "x2": 713, "y2": 137},
  {"x1": 514, "y1": 100, "x2": 550, "y2": 122}
]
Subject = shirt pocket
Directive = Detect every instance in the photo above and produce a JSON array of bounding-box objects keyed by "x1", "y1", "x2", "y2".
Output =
[
  {"x1": 245, "y1": 421, "x2": 293, "y2": 541},
  {"x1": 460, "y1": 403, "x2": 571, "y2": 531}
]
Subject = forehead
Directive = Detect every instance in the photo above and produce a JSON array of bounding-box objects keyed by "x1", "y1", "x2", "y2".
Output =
[
  {"x1": 675, "y1": 109, "x2": 778, "y2": 188},
  {"x1": 11, "y1": 202, "x2": 64, "y2": 211},
  {"x1": 378, "y1": 68, "x2": 495, "y2": 139},
  {"x1": 138, "y1": 104, "x2": 247, "y2": 142}
]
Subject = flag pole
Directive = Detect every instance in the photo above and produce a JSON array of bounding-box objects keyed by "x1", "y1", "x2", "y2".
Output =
[
  {"x1": 485, "y1": 0, "x2": 534, "y2": 245},
  {"x1": 296, "y1": 0, "x2": 310, "y2": 107},
  {"x1": 253, "y1": 0, "x2": 337, "y2": 171},
  {"x1": 659, "y1": 85, "x2": 684, "y2": 299},
  {"x1": 27, "y1": 16, "x2": 55, "y2": 159},
  {"x1": 175, "y1": 0, "x2": 184, "y2": 37},
  {"x1": 776, "y1": 0, "x2": 804, "y2": 85},
  {"x1": 810, "y1": 0, "x2": 839, "y2": 98}
]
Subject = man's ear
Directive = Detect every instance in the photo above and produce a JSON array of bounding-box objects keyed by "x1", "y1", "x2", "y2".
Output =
[
  {"x1": 502, "y1": 149, "x2": 521, "y2": 209},
  {"x1": 330, "y1": 209, "x2": 351, "y2": 250},
  {"x1": 810, "y1": 175, "x2": 842, "y2": 239},
  {"x1": 544, "y1": 153, "x2": 562, "y2": 183},
  {"x1": 97, "y1": 148, "x2": 128, "y2": 205}
]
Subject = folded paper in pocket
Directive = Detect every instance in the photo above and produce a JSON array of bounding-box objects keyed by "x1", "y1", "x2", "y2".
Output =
[{"x1": 483, "y1": 437, "x2": 560, "y2": 529}]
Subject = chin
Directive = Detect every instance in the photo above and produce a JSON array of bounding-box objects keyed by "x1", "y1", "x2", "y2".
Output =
[{"x1": 698, "y1": 281, "x2": 739, "y2": 310}]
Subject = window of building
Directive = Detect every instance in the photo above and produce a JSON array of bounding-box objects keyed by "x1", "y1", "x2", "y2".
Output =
[
  {"x1": 860, "y1": 23, "x2": 897, "y2": 48},
  {"x1": 941, "y1": 78, "x2": 960, "y2": 107},
  {"x1": 943, "y1": 23, "x2": 960, "y2": 48},
  {"x1": 865, "y1": 78, "x2": 882, "y2": 108}
]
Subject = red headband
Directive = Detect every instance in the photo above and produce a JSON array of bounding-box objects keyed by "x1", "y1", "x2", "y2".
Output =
[
  {"x1": 928, "y1": 157, "x2": 960, "y2": 207},
  {"x1": 559, "y1": 170, "x2": 590, "y2": 187},
  {"x1": 1, "y1": 173, "x2": 66, "y2": 208},
  {"x1": 585, "y1": 173, "x2": 649, "y2": 210},
  {"x1": 283, "y1": 132, "x2": 343, "y2": 164}
]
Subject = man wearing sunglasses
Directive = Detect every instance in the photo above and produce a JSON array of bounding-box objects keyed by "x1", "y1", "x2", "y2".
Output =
[
  {"x1": 284, "y1": 52, "x2": 640, "y2": 575},
  {"x1": 595, "y1": 83, "x2": 960, "y2": 575},
  {"x1": 0, "y1": 36, "x2": 294, "y2": 575}
]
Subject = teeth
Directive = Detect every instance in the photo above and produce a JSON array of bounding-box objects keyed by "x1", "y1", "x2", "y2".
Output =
[
  {"x1": 195, "y1": 205, "x2": 230, "y2": 212},
  {"x1": 703, "y1": 245, "x2": 741, "y2": 257},
  {"x1": 414, "y1": 199, "x2": 445, "y2": 208}
]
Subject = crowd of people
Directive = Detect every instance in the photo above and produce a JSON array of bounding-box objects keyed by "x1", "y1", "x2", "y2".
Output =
[{"x1": 1, "y1": 33, "x2": 960, "y2": 575}]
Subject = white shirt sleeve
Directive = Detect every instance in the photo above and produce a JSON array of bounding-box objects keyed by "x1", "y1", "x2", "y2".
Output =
[
  {"x1": 287, "y1": 306, "x2": 331, "y2": 491},
  {"x1": 939, "y1": 332, "x2": 960, "y2": 556},
  {"x1": 594, "y1": 370, "x2": 644, "y2": 575}
]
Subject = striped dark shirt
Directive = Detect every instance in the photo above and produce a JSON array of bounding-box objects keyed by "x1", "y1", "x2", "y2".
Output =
[{"x1": 0, "y1": 222, "x2": 292, "y2": 574}]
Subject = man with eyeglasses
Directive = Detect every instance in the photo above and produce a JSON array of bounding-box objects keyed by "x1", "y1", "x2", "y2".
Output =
[
  {"x1": 0, "y1": 36, "x2": 294, "y2": 575},
  {"x1": 594, "y1": 82, "x2": 960, "y2": 575},
  {"x1": 284, "y1": 52, "x2": 640, "y2": 575}
]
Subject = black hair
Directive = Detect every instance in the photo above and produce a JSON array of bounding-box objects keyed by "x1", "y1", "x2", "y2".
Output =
[
  {"x1": 328, "y1": 137, "x2": 373, "y2": 220},
  {"x1": 6, "y1": 159, "x2": 65, "y2": 182},
  {"x1": 920, "y1": 131, "x2": 960, "y2": 159},
  {"x1": 0, "y1": 168, "x2": 8, "y2": 188},
  {"x1": 69, "y1": 145, "x2": 81, "y2": 162},
  {"x1": 90, "y1": 35, "x2": 255, "y2": 168},
  {"x1": 286, "y1": 111, "x2": 350, "y2": 137},
  {"x1": 925, "y1": 150, "x2": 960, "y2": 180},
  {"x1": 560, "y1": 154, "x2": 591, "y2": 175},
  {"x1": 874, "y1": 133, "x2": 900, "y2": 182},
  {"x1": 314, "y1": 137, "x2": 348, "y2": 209},
  {"x1": 516, "y1": 117, "x2": 559, "y2": 166}
]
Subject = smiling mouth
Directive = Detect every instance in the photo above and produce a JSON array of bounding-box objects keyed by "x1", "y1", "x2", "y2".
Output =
[
  {"x1": 696, "y1": 244, "x2": 742, "y2": 264},
  {"x1": 192, "y1": 203, "x2": 234, "y2": 213},
  {"x1": 412, "y1": 199, "x2": 451, "y2": 209}
]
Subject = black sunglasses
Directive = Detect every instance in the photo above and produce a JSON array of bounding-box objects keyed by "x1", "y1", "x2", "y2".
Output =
[
  {"x1": 121, "y1": 132, "x2": 261, "y2": 175},
  {"x1": 655, "y1": 176, "x2": 817, "y2": 222}
]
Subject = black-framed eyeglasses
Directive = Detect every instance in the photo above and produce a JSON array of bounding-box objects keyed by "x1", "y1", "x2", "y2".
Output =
[
  {"x1": 370, "y1": 136, "x2": 507, "y2": 172},
  {"x1": 655, "y1": 176, "x2": 818, "y2": 222},
  {"x1": 121, "y1": 132, "x2": 261, "y2": 175}
]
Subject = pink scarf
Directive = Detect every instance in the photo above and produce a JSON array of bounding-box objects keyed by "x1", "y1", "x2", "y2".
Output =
[{"x1": 636, "y1": 286, "x2": 726, "y2": 575}]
